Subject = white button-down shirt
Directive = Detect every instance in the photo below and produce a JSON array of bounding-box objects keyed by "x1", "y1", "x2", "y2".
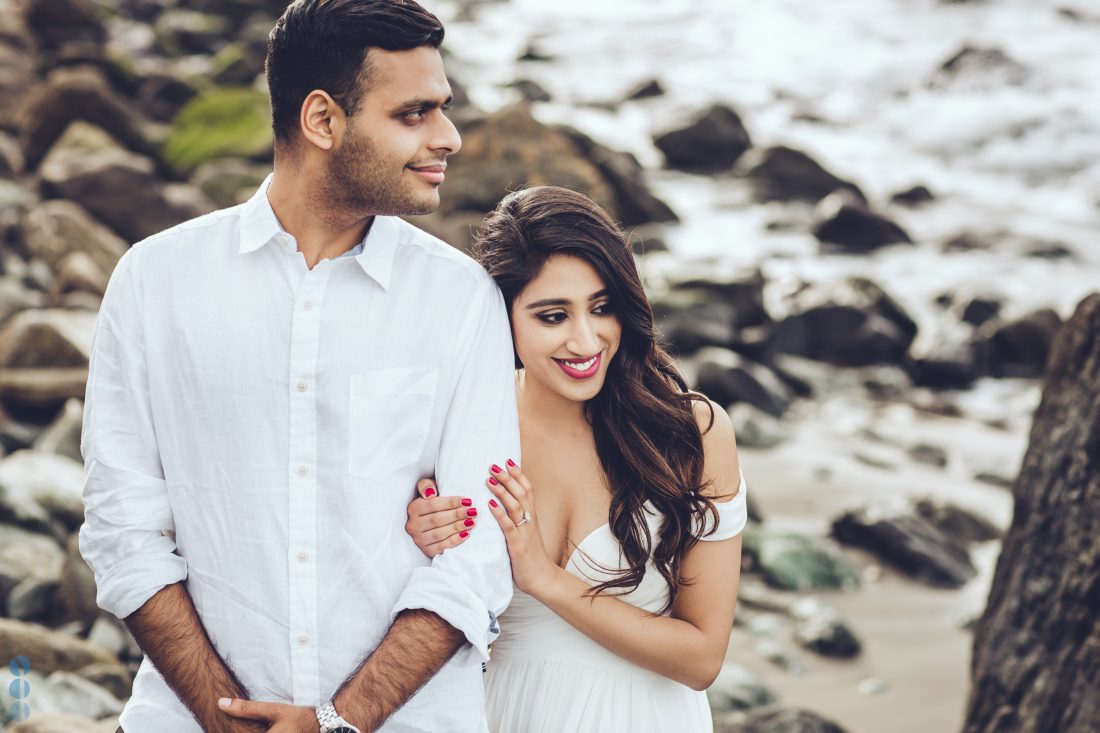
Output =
[{"x1": 79, "y1": 176, "x2": 519, "y2": 732}]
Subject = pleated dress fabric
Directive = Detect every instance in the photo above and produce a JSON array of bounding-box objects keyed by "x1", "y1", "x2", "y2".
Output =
[{"x1": 485, "y1": 474, "x2": 749, "y2": 733}]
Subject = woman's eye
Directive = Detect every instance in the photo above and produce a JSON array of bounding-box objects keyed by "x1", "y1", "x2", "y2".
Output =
[
  {"x1": 536, "y1": 312, "x2": 566, "y2": 324},
  {"x1": 593, "y1": 302, "x2": 614, "y2": 315}
]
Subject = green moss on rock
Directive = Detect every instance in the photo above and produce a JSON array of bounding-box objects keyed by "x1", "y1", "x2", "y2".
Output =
[{"x1": 163, "y1": 87, "x2": 272, "y2": 173}]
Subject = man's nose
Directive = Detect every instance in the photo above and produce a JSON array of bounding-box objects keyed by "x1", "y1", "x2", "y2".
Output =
[{"x1": 429, "y1": 111, "x2": 461, "y2": 156}]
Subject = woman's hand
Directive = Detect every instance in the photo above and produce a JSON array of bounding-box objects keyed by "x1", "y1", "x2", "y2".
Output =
[
  {"x1": 405, "y1": 478, "x2": 477, "y2": 558},
  {"x1": 485, "y1": 460, "x2": 561, "y2": 596}
]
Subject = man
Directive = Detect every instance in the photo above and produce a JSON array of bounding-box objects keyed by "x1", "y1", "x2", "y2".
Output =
[{"x1": 78, "y1": 1, "x2": 518, "y2": 731}]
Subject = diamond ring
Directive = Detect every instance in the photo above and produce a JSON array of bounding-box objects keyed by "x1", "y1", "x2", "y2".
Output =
[{"x1": 515, "y1": 511, "x2": 531, "y2": 527}]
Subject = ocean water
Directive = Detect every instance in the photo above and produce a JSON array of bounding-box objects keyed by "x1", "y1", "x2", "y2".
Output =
[{"x1": 437, "y1": 0, "x2": 1100, "y2": 341}]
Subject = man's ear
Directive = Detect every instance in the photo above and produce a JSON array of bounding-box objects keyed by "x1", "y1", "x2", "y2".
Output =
[{"x1": 299, "y1": 89, "x2": 345, "y2": 151}]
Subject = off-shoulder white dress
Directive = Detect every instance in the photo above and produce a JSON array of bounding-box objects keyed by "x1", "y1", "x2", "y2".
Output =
[{"x1": 484, "y1": 473, "x2": 749, "y2": 733}]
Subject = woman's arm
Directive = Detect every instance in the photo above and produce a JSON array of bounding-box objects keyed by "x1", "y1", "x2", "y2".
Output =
[{"x1": 486, "y1": 399, "x2": 743, "y2": 691}]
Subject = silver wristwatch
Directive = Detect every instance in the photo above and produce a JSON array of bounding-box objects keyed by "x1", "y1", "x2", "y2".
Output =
[{"x1": 316, "y1": 701, "x2": 362, "y2": 733}]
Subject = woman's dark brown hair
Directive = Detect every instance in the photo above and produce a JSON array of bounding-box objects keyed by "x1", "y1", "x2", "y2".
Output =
[{"x1": 473, "y1": 186, "x2": 718, "y2": 613}]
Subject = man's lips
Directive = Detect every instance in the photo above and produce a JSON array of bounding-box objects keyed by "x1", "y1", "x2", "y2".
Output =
[{"x1": 407, "y1": 163, "x2": 446, "y2": 184}]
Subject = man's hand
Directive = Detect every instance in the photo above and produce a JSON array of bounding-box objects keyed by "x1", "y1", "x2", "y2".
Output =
[{"x1": 218, "y1": 698, "x2": 320, "y2": 732}]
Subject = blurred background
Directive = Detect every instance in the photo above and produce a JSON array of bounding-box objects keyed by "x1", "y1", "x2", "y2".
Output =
[{"x1": 0, "y1": 0, "x2": 1097, "y2": 731}]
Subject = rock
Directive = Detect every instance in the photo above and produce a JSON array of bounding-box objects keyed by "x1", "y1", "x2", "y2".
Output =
[
  {"x1": 558, "y1": 127, "x2": 678, "y2": 226},
  {"x1": 21, "y1": 199, "x2": 128, "y2": 276},
  {"x1": 136, "y1": 69, "x2": 201, "y2": 123},
  {"x1": 907, "y1": 443, "x2": 948, "y2": 468},
  {"x1": 857, "y1": 677, "x2": 890, "y2": 695},
  {"x1": 8, "y1": 576, "x2": 61, "y2": 621},
  {"x1": 668, "y1": 269, "x2": 769, "y2": 329},
  {"x1": 906, "y1": 339, "x2": 982, "y2": 389},
  {"x1": 0, "y1": 368, "x2": 88, "y2": 422},
  {"x1": 0, "y1": 308, "x2": 95, "y2": 370},
  {"x1": 773, "y1": 277, "x2": 918, "y2": 367},
  {"x1": 51, "y1": 252, "x2": 108, "y2": 298},
  {"x1": 18, "y1": 66, "x2": 151, "y2": 170},
  {"x1": 624, "y1": 78, "x2": 664, "y2": 101},
  {"x1": 0, "y1": 277, "x2": 38, "y2": 330},
  {"x1": 728, "y1": 403, "x2": 791, "y2": 450},
  {"x1": 914, "y1": 498, "x2": 1001, "y2": 546},
  {"x1": 754, "y1": 639, "x2": 804, "y2": 674},
  {"x1": 22, "y1": 0, "x2": 107, "y2": 52},
  {"x1": 190, "y1": 157, "x2": 272, "y2": 208},
  {"x1": 163, "y1": 86, "x2": 274, "y2": 173},
  {"x1": 707, "y1": 664, "x2": 778, "y2": 713},
  {"x1": 75, "y1": 661, "x2": 131, "y2": 702},
  {"x1": 0, "y1": 523, "x2": 65, "y2": 604},
  {"x1": 790, "y1": 597, "x2": 861, "y2": 658},
  {"x1": 0, "y1": 411, "x2": 42, "y2": 455},
  {"x1": 929, "y1": 45, "x2": 1028, "y2": 90},
  {"x1": 0, "y1": 130, "x2": 25, "y2": 176},
  {"x1": 964, "y1": 294, "x2": 1100, "y2": 733},
  {"x1": 57, "y1": 533, "x2": 99, "y2": 629},
  {"x1": 977, "y1": 308, "x2": 1063, "y2": 379},
  {"x1": 973, "y1": 471, "x2": 1014, "y2": 489},
  {"x1": 813, "y1": 192, "x2": 913, "y2": 253},
  {"x1": 6, "y1": 714, "x2": 119, "y2": 733},
  {"x1": 518, "y1": 43, "x2": 553, "y2": 62},
  {"x1": 653, "y1": 104, "x2": 752, "y2": 173},
  {"x1": 0, "y1": 618, "x2": 120, "y2": 676},
  {"x1": 626, "y1": 224, "x2": 669, "y2": 255},
  {"x1": 831, "y1": 505, "x2": 977, "y2": 588},
  {"x1": 742, "y1": 526, "x2": 861, "y2": 591},
  {"x1": 43, "y1": 670, "x2": 125, "y2": 719},
  {"x1": 0, "y1": 450, "x2": 86, "y2": 533},
  {"x1": 713, "y1": 707, "x2": 849, "y2": 733},
  {"x1": 440, "y1": 104, "x2": 612, "y2": 216},
  {"x1": 507, "y1": 78, "x2": 551, "y2": 103},
  {"x1": 692, "y1": 348, "x2": 792, "y2": 417},
  {"x1": 153, "y1": 9, "x2": 230, "y2": 56},
  {"x1": 0, "y1": 11, "x2": 37, "y2": 131},
  {"x1": 741, "y1": 146, "x2": 864, "y2": 204},
  {"x1": 86, "y1": 615, "x2": 134, "y2": 660},
  {"x1": 32, "y1": 397, "x2": 84, "y2": 462},
  {"x1": 890, "y1": 184, "x2": 935, "y2": 206},
  {"x1": 960, "y1": 296, "x2": 1002, "y2": 327},
  {"x1": 402, "y1": 210, "x2": 485, "y2": 254}
]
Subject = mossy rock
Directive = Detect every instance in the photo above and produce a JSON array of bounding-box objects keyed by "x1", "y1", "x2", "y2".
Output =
[
  {"x1": 742, "y1": 526, "x2": 861, "y2": 591},
  {"x1": 163, "y1": 87, "x2": 272, "y2": 174}
]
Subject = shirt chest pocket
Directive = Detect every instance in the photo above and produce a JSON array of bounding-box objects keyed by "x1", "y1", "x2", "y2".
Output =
[{"x1": 348, "y1": 367, "x2": 439, "y2": 483}]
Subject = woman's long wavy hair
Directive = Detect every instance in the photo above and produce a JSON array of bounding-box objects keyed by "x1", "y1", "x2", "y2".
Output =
[{"x1": 472, "y1": 186, "x2": 718, "y2": 613}]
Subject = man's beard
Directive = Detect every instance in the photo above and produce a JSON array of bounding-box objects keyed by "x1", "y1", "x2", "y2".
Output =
[{"x1": 323, "y1": 127, "x2": 439, "y2": 217}]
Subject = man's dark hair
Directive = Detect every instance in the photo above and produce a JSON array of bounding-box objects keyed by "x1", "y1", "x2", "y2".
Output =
[{"x1": 266, "y1": 0, "x2": 445, "y2": 145}]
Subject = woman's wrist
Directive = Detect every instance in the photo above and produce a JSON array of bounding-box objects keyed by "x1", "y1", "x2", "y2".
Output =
[{"x1": 528, "y1": 563, "x2": 574, "y2": 606}]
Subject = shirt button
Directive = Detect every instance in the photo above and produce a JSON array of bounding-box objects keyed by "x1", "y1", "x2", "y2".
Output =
[
  {"x1": 303, "y1": 301, "x2": 313, "y2": 311},
  {"x1": 297, "y1": 550, "x2": 309, "y2": 562},
  {"x1": 296, "y1": 381, "x2": 308, "y2": 393},
  {"x1": 296, "y1": 465, "x2": 309, "y2": 476},
  {"x1": 297, "y1": 634, "x2": 309, "y2": 646}
]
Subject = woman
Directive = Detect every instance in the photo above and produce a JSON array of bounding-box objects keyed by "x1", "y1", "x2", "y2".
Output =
[{"x1": 406, "y1": 186, "x2": 747, "y2": 732}]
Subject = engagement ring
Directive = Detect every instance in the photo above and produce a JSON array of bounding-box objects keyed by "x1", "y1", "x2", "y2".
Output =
[{"x1": 516, "y1": 511, "x2": 531, "y2": 526}]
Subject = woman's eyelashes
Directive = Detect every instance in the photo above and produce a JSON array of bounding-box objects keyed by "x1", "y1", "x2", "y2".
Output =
[{"x1": 534, "y1": 302, "x2": 614, "y2": 325}]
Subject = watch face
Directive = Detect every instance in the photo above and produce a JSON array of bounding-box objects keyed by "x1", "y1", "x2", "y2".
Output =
[{"x1": 332, "y1": 728, "x2": 358, "y2": 733}]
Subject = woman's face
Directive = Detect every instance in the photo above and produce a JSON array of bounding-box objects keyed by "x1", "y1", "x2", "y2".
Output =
[{"x1": 512, "y1": 254, "x2": 622, "y2": 404}]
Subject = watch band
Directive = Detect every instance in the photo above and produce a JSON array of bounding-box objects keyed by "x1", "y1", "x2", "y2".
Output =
[{"x1": 316, "y1": 701, "x2": 362, "y2": 733}]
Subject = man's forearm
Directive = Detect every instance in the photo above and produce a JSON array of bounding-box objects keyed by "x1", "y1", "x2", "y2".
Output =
[
  {"x1": 123, "y1": 581, "x2": 263, "y2": 733},
  {"x1": 332, "y1": 609, "x2": 465, "y2": 731}
]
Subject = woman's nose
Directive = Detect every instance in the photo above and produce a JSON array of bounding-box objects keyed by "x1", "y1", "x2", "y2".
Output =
[{"x1": 567, "y1": 316, "x2": 601, "y2": 354}]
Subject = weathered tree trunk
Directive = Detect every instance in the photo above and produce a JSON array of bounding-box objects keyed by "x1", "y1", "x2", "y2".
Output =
[{"x1": 963, "y1": 294, "x2": 1100, "y2": 733}]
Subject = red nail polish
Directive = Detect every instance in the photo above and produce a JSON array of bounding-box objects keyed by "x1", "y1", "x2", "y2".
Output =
[
  {"x1": 491, "y1": 464, "x2": 502, "y2": 473},
  {"x1": 489, "y1": 499, "x2": 498, "y2": 508},
  {"x1": 461, "y1": 498, "x2": 472, "y2": 507},
  {"x1": 467, "y1": 508, "x2": 478, "y2": 517},
  {"x1": 507, "y1": 459, "x2": 516, "y2": 467},
  {"x1": 425, "y1": 488, "x2": 436, "y2": 497},
  {"x1": 464, "y1": 518, "x2": 475, "y2": 527},
  {"x1": 488, "y1": 477, "x2": 499, "y2": 486},
  {"x1": 459, "y1": 530, "x2": 469, "y2": 538}
]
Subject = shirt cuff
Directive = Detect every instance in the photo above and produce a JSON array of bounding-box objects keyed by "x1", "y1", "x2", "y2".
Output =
[
  {"x1": 91, "y1": 545, "x2": 189, "y2": 619},
  {"x1": 390, "y1": 566, "x2": 502, "y2": 666}
]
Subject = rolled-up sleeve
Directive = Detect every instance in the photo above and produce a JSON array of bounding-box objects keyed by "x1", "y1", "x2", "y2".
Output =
[
  {"x1": 78, "y1": 247, "x2": 187, "y2": 620},
  {"x1": 390, "y1": 277, "x2": 519, "y2": 665}
]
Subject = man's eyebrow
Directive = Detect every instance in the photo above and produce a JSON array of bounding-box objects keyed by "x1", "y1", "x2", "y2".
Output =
[
  {"x1": 525, "y1": 289, "x2": 609, "y2": 309},
  {"x1": 391, "y1": 94, "x2": 454, "y2": 113}
]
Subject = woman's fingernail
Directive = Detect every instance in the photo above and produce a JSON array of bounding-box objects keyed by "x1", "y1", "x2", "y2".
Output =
[
  {"x1": 461, "y1": 498, "x2": 472, "y2": 507},
  {"x1": 459, "y1": 530, "x2": 469, "y2": 538},
  {"x1": 425, "y1": 488, "x2": 436, "y2": 497},
  {"x1": 507, "y1": 459, "x2": 516, "y2": 467},
  {"x1": 491, "y1": 464, "x2": 502, "y2": 473},
  {"x1": 467, "y1": 507, "x2": 478, "y2": 517},
  {"x1": 489, "y1": 499, "x2": 498, "y2": 508},
  {"x1": 219, "y1": 698, "x2": 231, "y2": 708},
  {"x1": 489, "y1": 476, "x2": 499, "y2": 486},
  {"x1": 464, "y1": 518, "x2": 475, "y2": 527}
]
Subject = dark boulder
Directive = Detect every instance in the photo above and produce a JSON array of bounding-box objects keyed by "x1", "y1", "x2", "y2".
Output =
[
  {"x1": 714, "y1": 708, "x2": 849, "y2": 733},
  {"x1": 960, "y1": 296, "x2": 1002, "y2": 326},
  {"x1": 22, "y1": 0, "x2": 107, "y2": 52},
  {"x1": 624, "y1": 78, "x2": 664, "y2": 101},
  {"x1": 653, "y1": 104, "x2": 751, "y2": 173},
  {"x1": 964, "y1": 294, "x2": 1100, "y2": 733},
  {"x1": 813, "y1": 193, "x2": 913, "y2": 253},
  {"x1": 929, "y1": 45, "x2": 1029, "y2": 90},
  {"x1": 741, "y1": 146, "x2": 864, "y2": 204},
  {"x1": 773, "y1": 277, "x2": 918, "y2": 367},
  {"x1": 831, "y1": 506, "x2": 977, "y2": 588},
  {"x1": 976, "y1": 308, "x2": 1063, "y2": 379},
  {"x1": 914, "y1": 498, "x2": 1001, "y2": 546},
  {"x1": 507, "y1": 79, "x2": 552, "y2": 103},
  {"x1": 890, "y1": 184, "x2": 935, "y2": 206},
  {"x1": 692, "y1": 348, "x2": 792, "y2": 417}
]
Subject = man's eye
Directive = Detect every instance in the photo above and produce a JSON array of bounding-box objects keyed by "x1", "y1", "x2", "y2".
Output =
[
  {"x1": 404, "y1": 110, "x2": 426, "y2": 122},
  {"x1": 536, "y1": 312, "x2": 566, "y2": 324}
]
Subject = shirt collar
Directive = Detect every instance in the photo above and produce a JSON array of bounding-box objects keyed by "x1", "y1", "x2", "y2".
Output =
[{"x1": 238, "y1": 174, "x2": 399, "y2": 291}]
